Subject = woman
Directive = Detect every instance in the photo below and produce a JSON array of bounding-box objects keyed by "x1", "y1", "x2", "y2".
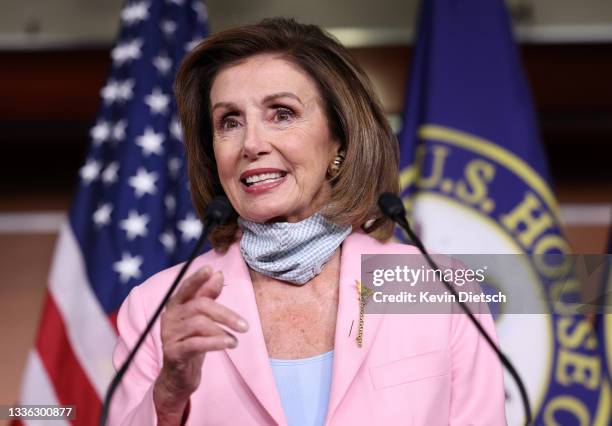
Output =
[{"x1": 111, "y1": 18, "x2": 506, "y2": 425}]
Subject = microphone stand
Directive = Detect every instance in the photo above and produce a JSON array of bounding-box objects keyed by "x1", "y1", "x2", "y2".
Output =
[
  {"x1": 378, "y1": 193, "x2": 532, "y2": 426},
  {"x1": 99, "y1": 196, "x2": 233, "y2": 426}
]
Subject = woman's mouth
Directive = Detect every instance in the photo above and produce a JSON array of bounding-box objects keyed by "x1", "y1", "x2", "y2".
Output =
[
  {"x1": 239, "y1": 168, "x2": 288, "y2": 194},
  {"x1": 241, "y1": 171, "x2": 287, "y2": 187}
]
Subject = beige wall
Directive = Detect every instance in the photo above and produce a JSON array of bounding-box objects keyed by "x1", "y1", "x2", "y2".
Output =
[{"x1": 0, "y1": 234, "x2": 56, "y2": 423}]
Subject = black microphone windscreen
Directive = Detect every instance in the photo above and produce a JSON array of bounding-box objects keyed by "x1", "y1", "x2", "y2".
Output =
[
  {"x1": 377, "y1": 192, "x2": 406, "y2": 219},
  {"x1": 205, "y1": 195, "x2": 234, "y2": 225}
]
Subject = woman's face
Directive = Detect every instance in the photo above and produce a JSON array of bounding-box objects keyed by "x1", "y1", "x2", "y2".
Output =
[{"x1": 210, "y1": 54, "x2": 340, "y2": 223}]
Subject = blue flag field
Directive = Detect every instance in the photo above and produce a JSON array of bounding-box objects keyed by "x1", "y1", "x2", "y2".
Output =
[{"x1": 398, "y1": 0, "x2": 610, "y2": 424}]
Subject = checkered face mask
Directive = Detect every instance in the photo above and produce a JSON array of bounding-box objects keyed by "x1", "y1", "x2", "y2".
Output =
[{"x1": 237, "y1": 213, "x2": 351, "y2": 285}]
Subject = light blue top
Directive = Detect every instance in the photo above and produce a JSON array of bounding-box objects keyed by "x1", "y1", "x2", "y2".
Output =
[{"x1": 269, "y1": 350, "x2": 334, "y2": 426}]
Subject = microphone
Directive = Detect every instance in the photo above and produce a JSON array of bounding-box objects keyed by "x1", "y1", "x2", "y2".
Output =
[
  {"x1": 378, "y1": 192, "x2": 533, "y2": 426},
  {"x1": 99, "y1": 195, "x2": 234, "y2": 426}
]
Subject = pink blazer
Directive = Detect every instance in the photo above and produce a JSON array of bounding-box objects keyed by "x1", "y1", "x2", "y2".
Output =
[{"x1": 110, "y1": 232, "x2": 507, "y2": 425}]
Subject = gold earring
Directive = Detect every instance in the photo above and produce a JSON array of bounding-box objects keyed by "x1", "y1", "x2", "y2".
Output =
[{"x1": 327, "y1": 152, "x2": 345, "y2": 178}]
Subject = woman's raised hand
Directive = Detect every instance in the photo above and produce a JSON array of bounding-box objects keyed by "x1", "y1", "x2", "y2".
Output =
[{"x1": 153, "y1": 266, "x2": 249, "y2": 423}]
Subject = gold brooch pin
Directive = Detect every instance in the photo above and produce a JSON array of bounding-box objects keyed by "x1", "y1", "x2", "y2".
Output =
[{"x1": 355, "y1": 280, "x2": 374, "y2": 347}]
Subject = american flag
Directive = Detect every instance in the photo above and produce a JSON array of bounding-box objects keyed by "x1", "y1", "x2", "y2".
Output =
[{"x1": 15, "y1": 1, "x2": 208, "y2": 424}]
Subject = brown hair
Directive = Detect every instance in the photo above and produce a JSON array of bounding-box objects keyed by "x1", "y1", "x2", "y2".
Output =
[{"x1": 175, "y1": 17, "x2": 399, "y2": 252}]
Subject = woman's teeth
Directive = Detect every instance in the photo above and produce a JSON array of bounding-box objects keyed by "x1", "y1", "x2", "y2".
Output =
[{"x1": 244, "y1": 172, "x2": 285, "y2": 186}]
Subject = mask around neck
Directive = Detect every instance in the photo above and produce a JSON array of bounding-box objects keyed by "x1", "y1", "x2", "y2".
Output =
[{"x1": 237, "y1": 213, "x2": 351, "y2": 285}]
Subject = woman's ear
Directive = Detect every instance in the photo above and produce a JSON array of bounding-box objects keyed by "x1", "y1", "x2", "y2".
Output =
[{"x1": 332, "y1": 138, "x2": 342, "y2": 156}]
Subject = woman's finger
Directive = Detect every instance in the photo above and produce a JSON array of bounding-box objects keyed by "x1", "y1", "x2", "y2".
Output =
[
  {"x1": 173, "y1": 315, "x2": 228, "y2": 341},
  {"x1": 181, "y1": 296, "x2": 249, "y2": 333},
  {"x1": 168, "y1": 265, "x2": 213, "y2": 307},
  {"x1": 174, "y1": 335, "x2": 238, "y2": 358},
  {"x1": 194, "y1": 270, "x2": 225, "y2": 300}
]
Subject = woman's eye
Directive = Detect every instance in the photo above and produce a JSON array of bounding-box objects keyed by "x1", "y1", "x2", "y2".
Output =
[
  {"x1": 273, "y1": 107, "x2": 294, "y2": 122},
  {"x1": 220, "y1": 117, "x2": 240, "y2": 131}
]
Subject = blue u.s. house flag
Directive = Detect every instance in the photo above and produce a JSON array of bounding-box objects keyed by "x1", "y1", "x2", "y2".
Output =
[
  {"x1": 597, "y1": 234, "x2": 612, "y2": 401},
  {"x1": 398, "y1": 0, "x2": 610, "y2": 424}
]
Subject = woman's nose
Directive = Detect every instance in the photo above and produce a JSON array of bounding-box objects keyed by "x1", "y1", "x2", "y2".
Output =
[{"x1": 242, "y1": 121, "x2": 272, "y2": 160}]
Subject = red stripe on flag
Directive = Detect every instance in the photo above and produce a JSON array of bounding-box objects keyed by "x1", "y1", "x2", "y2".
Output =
[
  {"x1": 108, "y1": 309, "x2": 119, "y2": 334},
  {"x1": 36, "y1": 293, "x2": 102, "y2": 425}
]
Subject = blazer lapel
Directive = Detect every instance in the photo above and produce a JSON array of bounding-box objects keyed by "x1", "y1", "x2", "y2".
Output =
[
  {"x1": 213, "y1": 244, "x2": 287, "y2": 426},
  {"x1": 211, "y1": 232, "x2": 385, "y2": 426},
  {"x1": 325, "y1": 233, "x2": 385, "y2": 425}
]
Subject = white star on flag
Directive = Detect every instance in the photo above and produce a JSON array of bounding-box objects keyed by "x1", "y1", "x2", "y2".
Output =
[
  {"x1": 153, "y1": 54, "x2": 173, "y2": 75},
  {"x1": 164, "y1": 194, "x2": 176, "y2": 215},
  {"x1": 101, "y1": 81, "x2": 120, "y2": 104},
  {"x1": 178, "y1": 213, "x2": 202, "y2": 241},
  {"x1": 185, "y1": 37, "x2": 203, "y2": 52},
  {"x1": 144, "y1": 88, "x2": 170, "y2": 115},
  {"x1": 167, "y1": 0, "x2": 185, "y2": 5},
  {"x1": 101, "y1": 79, "x2": 134, "y2": 104},
  {"x1": 117, "y1": 80, "x2": 135, "y2": 101},
  {"x1": 168, "y1": 157, "x2": 182, "y2": 178},
  {"x1": 113, "y1": 120, "x2": 127, "y2": 141},
  {"x1": 160, "y1": 20, "x2": 177, "y2": 37},
  {"x1": 170, "y1": 116, "x2": 183, "y2": 140},
  {"x1": 93, "y1": 203, "x2": 113, "y2": 227},
  {"x1": 91, "y1": 121, "x2": 111, "y2": 144},
  {"x1": 113, "y1": 252, "x2": 143, "y2": 283},
  {"x1": 136, "y1": 127, "x2": 165, "y2": 156},
  {"x1": 112, "y1": 39, "x2": 144, "y2": 66},
  {"x1": 129, "y1": 168, "x2": 158, "y2": 197},
  {"x1": 102, "y1": 162, "x2": 120, "y2": 185},
  {"x1": 192, "y1": 1, "x2": 208, "y2": 22},
  {"x1": 120, "y1": 210, "x2": 150, "y2": 240},
  {"x1": 159, "y1": 231, "x2": 177, "y2": 253},
  {"x1": 121, "y1": 1, "x2": 150, "y2": 25},
  {"x1": 80, "y1": 160, "x2": 101, "y2": 184}
]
